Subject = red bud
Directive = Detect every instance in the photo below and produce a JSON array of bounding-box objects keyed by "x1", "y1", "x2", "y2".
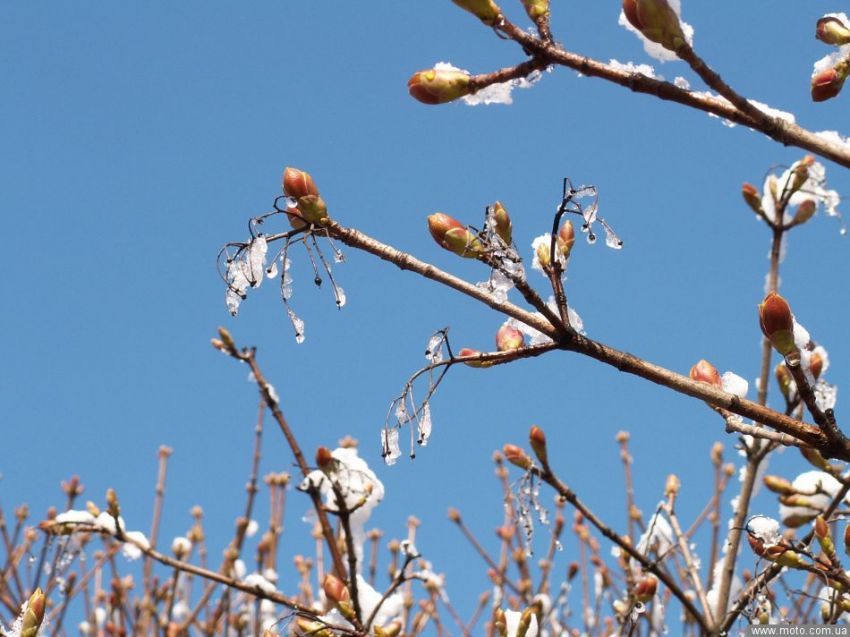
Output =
[
  {"x1": 408, "y1": 68, "x2": 472, "y2": 105},
  {"x1": 689, "y1": 359, "x2": 722, "y2": 387}
]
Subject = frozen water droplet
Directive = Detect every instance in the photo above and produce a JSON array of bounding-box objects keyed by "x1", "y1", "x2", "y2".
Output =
[
  {"x1": 285, "y1": 196, "x2": 297, "y2": 209},
  {"x1": 604, "y1": 226, "x2": 623, "y2": 250},
  {"x1": 841, "y1": 227, "x2": 848, "y2": 236},
  {"x1": 335, "y1": 286, "x2": 346, "y2": 308},
  {"x1": 266, "y1": 261, "x2": 278, "y2": 279},
  {"x1": 417, "y1": 403, "x2": 432, "y2": 446},
  {"x1": 395, "y1": 401, "x2": 408, "y2": 424},
  {"x1": 586, "y1": 232, "x2": 597, "y2": 245},
  {"x1": 313, "y1": 276, "x2": 322, "y2": 287},
  {"x1": 555, "y1": 540, "x2": 563, "y2": 551},
  {"x1": 382, "y1": 428, "x2": 401, "y2": 465},
  {"x1": 287, "y1": 307, "x2": 305, "y2": 344},
  {"x1": 425, "y1": 333, "x2": 444, "y2": 363},
  {"x1": 333, "y1": 250, "x2": 345, "y2": 263}
]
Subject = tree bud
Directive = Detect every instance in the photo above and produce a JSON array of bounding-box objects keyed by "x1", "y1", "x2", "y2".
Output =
[
  {"x1": 408, "y1": 68, "x2": 472, "y2": 105},
  {"x1": 21, "y1": 588, "x2": 46, "y2": 637},
  {"x1": 817, "y1": 16, "x2": 850, "y2": 46},
  {"x1": 491, "y1": 201, "x2": 512, "y2": 245},
  {"x1": 634, "y1": 576, "x2": 657, "y2": 602},
  {"x1": 810, "y1": 349, "x2": 825, "y2": 379},
  {"x1": 503, "y1": 444, "x2": 533, "y2": 470},
  {"x1": 811, "y1": 66, "x2": 847, "y2": 102},
  {"x1": 689, "y1": 359, "x2": 721, "y2": 387},
  {"x1": 741, "y1": 183, "x2": 762, "y2": 214},
  {"x1": 529, "y1": 425, "x2": 547, "y2": 465},
  {"x1": 322, "y1": 574, "x2": 350, "y2": 604},
  {"x1": 558, "y1": 220, "x2": 576, "y2": 258},
  {"x1": 282, "y1": 167, "x2": 319, "y2": 199},
  {"x1": 759, "y1": 292, "x2": 797, "y2": 357},
  {"x1": 622, "y1": 0, "x2": 686, "y2": 52},
  {"x1": 791, "y1": 199, "x2": 817, "y2": 226},
  {"x1": 665, "y1": 474, "x2": 681, "y2": 497},
  {"x1": 427, "y1": 213, "x2": 484, "y2": 258},
  {"x1": 458, "y1": 347, "x2": 494, "y2": 368},
  {"x1": 496, "y1": 325, "x2": 524, "y2": 352},
  {"x1": 451, "y1": 0, "x2": 502, "y2": 25},
  {"x1": 521, "y1": 0, "x2": 549, "y2": 20},
  {"x1": 763, "y1": 475, "x2": 794, "y2": 495},
  {"x1": 315, "y1": 447, "x2": 334, "y2": 472}
]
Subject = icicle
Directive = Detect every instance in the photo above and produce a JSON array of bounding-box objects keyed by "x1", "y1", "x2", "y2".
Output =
[
  {"x1": 417, "y1": 403, "x2": 433, "y2": 446},
  {"x1": 425, "y1": 333, "x2": 445, "y2": 363},
  {"x1": 382, "y1": 428, "x2": 402, "y2": 466},
  {"x1": 334, "y1": 285, "x2": 346, "y2": 308},
  {"x1": 286, "y1": 306, "x2": 305, "y2": 344}
]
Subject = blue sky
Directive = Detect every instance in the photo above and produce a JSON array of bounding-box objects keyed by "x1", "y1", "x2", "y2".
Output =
[{"x1": 3, "y1": 1, "x2": 850, "y2": 631}]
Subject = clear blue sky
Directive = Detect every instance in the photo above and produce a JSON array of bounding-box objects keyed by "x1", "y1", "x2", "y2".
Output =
[{"x1": 2, "y1": 1, "x2": 850, "y2": 630}]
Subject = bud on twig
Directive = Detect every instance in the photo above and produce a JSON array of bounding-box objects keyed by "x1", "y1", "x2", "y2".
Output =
[
  {"x1": 491, "y1": 201, "x2": 512, "y2": 245},
  {"x1": 689, "y1": 359, "x2": 721, "y2": 387},
  {"x1": 503, "y1": 444, "x2": 533, "y2": 470},
  {"x1": 521, "y1": 0, "x2": 549, "y2": 20},
  {"x1": 634, "y1": 576, "x2": 657, "y2": 603},
  {"x1": 496, "y1": 325, "x2": 524, "y2": 352},
  {"x1": 811, "y1": 65, "x2": 848, "y2": 102},
  {"x1": 763, "y1": 475, "x2": 794, "y2": 495},
  {"x1": 458, "y1": 348, "x2": 494, "y2": 368},
  {"x1": 665, "y1": 474, "x2": 681, "y2": 497},
  {"x1": 283, "y1": 167, "x2": 328, "y2": 224},
  {"x1": 316, "y1": 447, "x2": 334, "y2": 473},
  {"x1": 493, "y1": 608, "x2": 507, "y2": 637},
  {"x1": 622, "y1": 0, "x2": 686, "y2": 52},
  {"x1": 741, "y1": 183, "x2": 762, "y2": 215},
  {"x1": 451, "y1": 0, "x2": 502, "y2": 25},
  {"x1": 21, "y1": 588, "x2": 46, "y2": 637},
  {"x1": 791, "y1": 199, "x2": 817, "y2": 226},
  {"x1": 758, "y1": 292, "x2": 797, "y2": 359},
  {"x1": 558, "y1": 220, "x2": 576, "y2": 259},
  {"x1": 817, "y1": 16, "x2": 850, "y2": 46},
  {"x1": 408, "y1": 69, "x2": 472, "y2": 105},
  {"x1": 529, "y1": 426, "x2": 547, "y2": 466},
  {"x1": 427, "y1": 213, "x2": 484, "y2": 258}
]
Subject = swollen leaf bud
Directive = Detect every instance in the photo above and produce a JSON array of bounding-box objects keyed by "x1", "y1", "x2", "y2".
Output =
[
  {"x1": 282, "y1": 167, "x2": 319, "y2": 199},
  {"x1": 218, "y1": 327, "x2": 236, "y2": 352},
  {"x1": 791, "y1": 199, "x2": 816, "y2": 226},
  {"x1": 622, "y1": 0, "x2": 686, "y2": 52},
  {"x1": 427, "y1": 213, "x2": 484, "y2": 258},
  {"x1": 316, "y1": 447, "x2": 334, "y2": 473},
  {"x1": 810, "y1": 350, "x2": 825, "y2": 380},
  {"x1": 741, "y1": 183, "x2": 762, "y2": 215},
  {"x1": 558, "y1": 220, "x2": 576, "y2": 258},
  {"x1": 496, "y1": 325, "x2": 524, "y2": 352},
  {"x1": 817, "y1": 16, "x2": 850, "y2": 46},
  {"x1": 295, "y1": 194, "x2": 328, "y2": 224},
  {"x1": 811, "y1": 66, "x2": 847, "y2": 102},
  {"x1": 689, "y1": 359, "x2": 722, "y2": 387},
  {"x1": 763, "y1": 475, "x2": 794, "y2": 495},
  {"x1": 491, "y1": 201, "x2": 512, "y2": 245},
  {"x1": 408, "y1": 68, "x2": 472, "y2": 105},
  {"x1": 458, "y1": 347, "x2": 494, "y2": 368},
  {"x1": 521, "y1": 0, "x2": 549, "y2": 20},
  {"x1": 21, "y1": 588, "x2": 46, "y2": 637},
  {"x1": 451, "y1": 0, "x2": 502, "y2": 25},
  {"x1": 758, "y1": 293, "x2": 797, "y2": 357},
  {"x1": 493, "y1": 608, "x2": 508, "y2": 637},
  {"x1": 322, "y1": 574, "x2": 350, "y2": 604},
  {"x1": 665, "y1": 474, "x2": 681, "y2": 497},
  {"x1": 503, "y1": 444, "x2": 533, "y2": 470},
  {"x1": 529, "y1": 425, "x2": 548, "y2": 465},
  {"x1": 634, "y1": 576, "x2": 657, "y2": 603}
]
